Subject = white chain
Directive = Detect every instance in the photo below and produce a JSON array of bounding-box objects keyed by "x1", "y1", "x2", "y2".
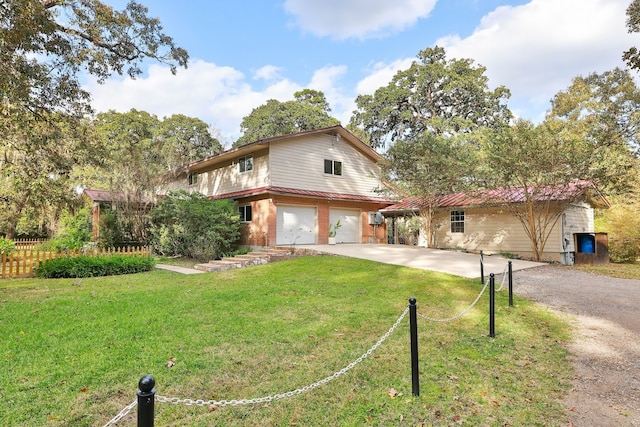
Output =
[
  {"x1": 155, "y1": 306, "x2": 410, "y2": 408},
  {"x1": 102, "y1": 399, "x2": 137, "y2": 427},
  {"x1": 418, "y1": 280, "x2": 490, "y2": 322},
  {"x1": 495, "y1": 263, "x2": 509, "y2": 292}
]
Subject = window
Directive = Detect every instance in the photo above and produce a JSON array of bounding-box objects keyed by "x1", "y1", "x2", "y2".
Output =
[
  {"x1": 324, "y1": 159, "x2": 342, "y2": 176},
  {"x1": 239, "y1": 155, "x2": 253, "y2": 173},
  {"x1": 188, "y1": 173, "x2": 198, "y2": 186},
  {"x1": 450, "y1": 210, "x2": 465, "y2": 233},
  {"x1": 239, "y1": 205, "x2": 252, "y2": 222}
]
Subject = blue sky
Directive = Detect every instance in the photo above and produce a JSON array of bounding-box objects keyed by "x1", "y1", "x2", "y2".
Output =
[{"x1": 84, "y1": 0, "x2": 637, "y2": 146}]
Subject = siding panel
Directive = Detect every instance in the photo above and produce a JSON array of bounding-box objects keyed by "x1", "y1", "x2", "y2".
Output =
[{"x1": 270, "y1": 134, "x2": 383, "y2": 197}]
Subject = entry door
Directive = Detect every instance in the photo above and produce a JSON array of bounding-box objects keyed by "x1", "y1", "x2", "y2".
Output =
[
  {"x1": 276, "y1": 206, "x2": 317, "y2": 245},
  {"x1": 329, "y1": 209, "x2": 360, "y2": 243}
]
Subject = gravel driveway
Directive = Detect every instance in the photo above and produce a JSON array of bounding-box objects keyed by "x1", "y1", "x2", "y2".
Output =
[{"x1": 511, "y1": 265, "x2": 640, "y2": 427}]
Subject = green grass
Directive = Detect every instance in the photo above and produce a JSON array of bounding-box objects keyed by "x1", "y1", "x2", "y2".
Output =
[
  {"x1": 0, "y1": 256, "x2": 572, "y2": 426},
  {"x1": 572, "y1": 262, "x2": 640, "y2": 280}
]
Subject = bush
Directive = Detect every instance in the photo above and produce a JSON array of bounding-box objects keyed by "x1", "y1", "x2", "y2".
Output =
[
  {"x1": 0, "y1": 237, "x2": 15, "y2": 255},
  {"x1": 149, "y1": 191, "x2": 240, "y2": 261},
  {"x1": 596, "y1": 194, "x2": 640, "y2": 264},
  {"x1": 40, "y1": 207, "x2": 92, "y2": 251},
  {"x1": 35, "y1": 255, "x2": 156, "y2": 278}
]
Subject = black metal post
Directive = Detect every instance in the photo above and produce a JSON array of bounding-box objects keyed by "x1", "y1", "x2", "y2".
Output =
[
  {"x1": 489, "y1": 274, "x2": 495, "y2": 338},
  {"x1": 508, "y1": 261, "x2": 513, "y2": 307},
  {"x1": 480, "y1": 250, "x2": 485, "y2": 285},
  {"x1": 137, "y1": 375, "x2": 156, "y2": 427},
  {"x1": 409, "y1": 298, "x2": 420, "y2": 397}
]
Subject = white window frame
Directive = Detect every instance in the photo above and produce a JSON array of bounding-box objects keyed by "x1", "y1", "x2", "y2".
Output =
[
  {"x1": 188, "y1": 173, "x2": 198, "y2": 186},
  {"x1": 450, "y1": 210, "x2": 465, "y2": 233}
]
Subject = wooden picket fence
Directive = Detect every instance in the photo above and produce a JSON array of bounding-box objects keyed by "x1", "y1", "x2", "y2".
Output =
[
  {"x1": 1, "y1": 246, "x2": 151, "y2": 279},
  {"x1": 12, "y1": 238, "x2": 49, "y2": 250}
]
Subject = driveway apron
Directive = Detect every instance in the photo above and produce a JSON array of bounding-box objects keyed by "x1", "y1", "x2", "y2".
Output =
[{"x1": 303, "y1": 244, "x2": 545, "y2": 279}]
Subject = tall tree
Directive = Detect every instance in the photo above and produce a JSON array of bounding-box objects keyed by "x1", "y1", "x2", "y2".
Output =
[
  {"x1": 82, "y1": 110, "x2": 221, "y2": 242},
  {"x1": 382, "y1": 132, "x2": 477, "y2": 247},
  {"x1": 351, "y1": 46, "x2": 510, "y2": 246},
  {"x1": 1, "y1": 0, "x2": 188, "y2": 117},
  {"x1": 293, "y1": 88, "x2": 332, "y2": 112},
  {"x1": 157, "y1": 114, "x2": 223, "y2": 170},
  {"x1": 624, "y1": 0, "x2": 640, "y2": 71},
  {"x1": 0, "y1": 113, "x2": 96, "y2": 238},
  {"x1": 482, "y1": 119, "x2": 606, "y2": 261},
  {"x1": 235, "y1": 90, "x2": 339, "y2": 146},
  {"x1": 546, "y1": 68, "x2": 640, "y2": 194},
  {"x1": 349, "y1": 46, "x2": 512, "y2": 150},
  {"x1": 0, "y1": 0, "x2": 188, "y2": 237}
]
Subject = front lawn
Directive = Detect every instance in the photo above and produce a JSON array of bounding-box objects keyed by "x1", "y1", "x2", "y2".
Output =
[{"x1": 0, "y1": 256, "x2": 572, "y2": 426}]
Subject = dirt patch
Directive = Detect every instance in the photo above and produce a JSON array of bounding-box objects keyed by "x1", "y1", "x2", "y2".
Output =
[{"x1": 510, "y1": 265, "x2": 640, "y2": 427}]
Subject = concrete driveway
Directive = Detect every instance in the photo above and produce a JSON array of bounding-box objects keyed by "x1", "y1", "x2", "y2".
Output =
[{"x1": 303, "y1": 244, "x2": 545, "y2": 279}]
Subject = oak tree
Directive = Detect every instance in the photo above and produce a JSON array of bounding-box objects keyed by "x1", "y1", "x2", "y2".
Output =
[
  {"x1": 1, "y1": 0, "x2": 188, "y2": 238},
  {"x1": 235, "y1": 90, "x2": 339, "y2": 146},
  {"x1": 349, "y1": 46, "x2": 512, "y2": 150}
]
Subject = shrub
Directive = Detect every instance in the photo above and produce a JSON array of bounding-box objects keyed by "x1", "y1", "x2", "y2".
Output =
[
  {"x1": 596, "y1": 193, "x2": 640, "y2": 264},
  {"x1": 35, "y1": 255, "x2": 156, "y2": 278},
  {"x1": 149, "y1": 191, "x2": 240, "y2": 261},
  {"x1": 0, "y1": 237, "x2": 15, "y2": 255},
  {"x1": 40, "y1": 207, "x2": 92, "y2": 251}
]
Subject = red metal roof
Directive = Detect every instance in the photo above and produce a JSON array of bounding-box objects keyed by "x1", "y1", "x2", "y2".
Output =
[
  {"x1": 382, "y1": 181, "x2": 609, "y2": 212},
  {"x1": 83, "y1": 189, "x2": 116, "y2": 203},
  {"x1": 83, "y1": 189, "x2": 153, "y2": 204},
  {"x1": 212, "y1": 186, "x2": 396, "y2": 204}
]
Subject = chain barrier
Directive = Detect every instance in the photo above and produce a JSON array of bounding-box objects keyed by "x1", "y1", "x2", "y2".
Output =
[
  {"x1": 495, "y1": 263, "x2": 509, "y2": 292},
  {"x1": 417, "y1": 280, "x2": 490, "y2": 323},
  {"x1": 102, "y1": 399, "x2": 137, "y2": 427},
  {"x1": 101, "y1": 305, "x2": 409, "y2": 424},
  {"x1": 156, "y1": 306, "x2": 409, "y2": 408}
]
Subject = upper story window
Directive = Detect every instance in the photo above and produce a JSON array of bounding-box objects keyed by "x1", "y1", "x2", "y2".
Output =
[
  {"x1": 239, "y1": 205, "x2": 252, "y2": 222},
  {"x1": 450, "y1": 210, "x2": 465, "y2": 233},
  {"x1": 239, "y1": 155, "x2": 253, "y2": 173},
  {"x1": 188, "y1": 173, "x2": 198, "y2": 186},
  {"x1": 324, "y1": 159, "x2": 342, "y2": 176}
]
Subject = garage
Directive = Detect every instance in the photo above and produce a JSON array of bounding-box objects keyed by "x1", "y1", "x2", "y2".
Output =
[
  {"x1": 329, "y1": 208, "x2": 360, "y2": 243},
  {"x1": 276, "y1": 205, "x2": 317, "y2": 245}
]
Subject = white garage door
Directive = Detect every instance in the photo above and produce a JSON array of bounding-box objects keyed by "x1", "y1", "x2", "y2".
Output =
[
  {"x1": 276, "y1": 206, "x2": 317, "y2": 245},
  {"x1": 329, "y1": 209, "x2": 360, "y2": 243}
]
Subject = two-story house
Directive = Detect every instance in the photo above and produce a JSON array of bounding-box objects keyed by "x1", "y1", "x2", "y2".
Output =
[{"x1": 163, "y1": 125, "x2": 395, "y2": 247}]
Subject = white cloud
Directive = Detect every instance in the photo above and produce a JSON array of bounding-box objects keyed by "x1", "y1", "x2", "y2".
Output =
[
  {"x1": 307, "y1": 65, "x2": 352, "y2": 122},
  {"x1": 436, "y1": 0, "x2": 635, "y2": 119},
  {"x1": 84, "y1": 0, "x2": 638, "y2": 146},
  {"x1": 284, "y1": 0, "x2": 437, "y2": 39},
  {"x1": 253, "y1": 65, "x2": 283, "y2": 81},
  {"x1": 356, "y1": 58, "x2": 415, "y2": 95},
  {"x1": 84, "y1": 60, "x2": 355, "y2": 141}
]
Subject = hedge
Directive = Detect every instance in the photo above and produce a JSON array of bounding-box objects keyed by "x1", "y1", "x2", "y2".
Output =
[{"x1": 35, "y1": 255, "x2": 156, "y2": 278}]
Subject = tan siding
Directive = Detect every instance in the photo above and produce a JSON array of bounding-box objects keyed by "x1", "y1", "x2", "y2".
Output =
[
  {"x1": 270, "y1": 134, "x2": 383, "y2": 197},
  {"x1": 434, "y1": 208, "x2": 531, "y2": 254},
  {"x1": 431, "y1": 204, "x2": 595, "y2": 262},
  {"x1": 560, "y1": 203, "x2": 594, "y2": 253},
  {"x1": 166, "y1": 149, "x2": 270, "y2": 197}
]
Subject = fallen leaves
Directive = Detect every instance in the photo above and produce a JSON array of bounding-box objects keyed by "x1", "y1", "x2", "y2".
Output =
[
  {"x1": 387, "y1": 388, "x2": 403, "y2": 399},
  {"x1": 166, "y1": 356, "x2": 176, "y2": 368}
]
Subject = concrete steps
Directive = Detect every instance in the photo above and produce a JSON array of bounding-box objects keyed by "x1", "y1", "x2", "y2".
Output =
[{"x1": 194, "y1": 249, "x2": 297, "y2": 272}]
